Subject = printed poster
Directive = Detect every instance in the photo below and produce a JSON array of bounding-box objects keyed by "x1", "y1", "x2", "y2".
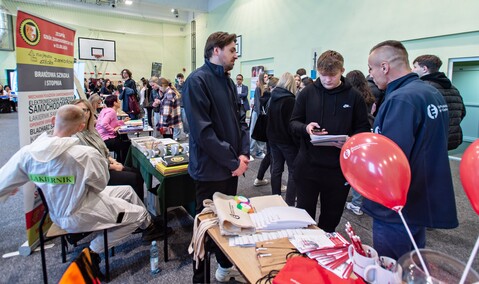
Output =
[{"x1": 16, "y1": 10, "x2": 75, "y2": 254}]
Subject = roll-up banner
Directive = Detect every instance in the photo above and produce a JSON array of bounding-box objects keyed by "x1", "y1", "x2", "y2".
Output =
[{"x1": 15, "y1": 10, "x2": 76, "y2": 254}]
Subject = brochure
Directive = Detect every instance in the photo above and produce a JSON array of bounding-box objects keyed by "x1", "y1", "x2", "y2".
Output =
[{"x1": 310, "y1": 135, "x2": 348, "y2": 146}]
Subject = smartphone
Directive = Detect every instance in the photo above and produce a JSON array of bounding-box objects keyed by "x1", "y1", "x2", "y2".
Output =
[{"x1": 312, "y1": 127, "x2": 327, "y2": 135}]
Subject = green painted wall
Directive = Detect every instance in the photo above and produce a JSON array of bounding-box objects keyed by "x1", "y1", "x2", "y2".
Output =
[
  {"x1": 2, "y1": 0, "x2": 479, "y2": 89},
  {"x1": 196, "y1": 0, "x2": 479, "y2": 79}
]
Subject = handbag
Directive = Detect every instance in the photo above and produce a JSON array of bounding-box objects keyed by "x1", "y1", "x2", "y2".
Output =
[
  {"x1": 128, "y1": 94, "x2": 141, "y2": 115},
  {"x1": 252, "y1": 106, "x2": 268, "y2": 142}
]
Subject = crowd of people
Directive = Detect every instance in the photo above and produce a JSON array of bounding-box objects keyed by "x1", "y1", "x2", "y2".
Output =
[{"x1": 0, "y1": 31, "x2": 467, "y2": 283}]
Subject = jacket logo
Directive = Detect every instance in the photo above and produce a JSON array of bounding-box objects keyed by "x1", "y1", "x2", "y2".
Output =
[
  {"x1": 427, "y1": 104, "x2": 439, "y2": 119},
  {"x1": 28, "y1": 174, "x2": 75, "y2": 184},
  {"x1": 342, "y1": 104, "x2": 351, "y2": 108}
]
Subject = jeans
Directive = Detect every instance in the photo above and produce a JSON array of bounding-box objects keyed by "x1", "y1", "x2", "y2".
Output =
[
  {"x1": 181, "y1": 107, "x2": 189, "y2": 134},
  {"x1": 372, "y1": 218, "x2": 426, "y2": 260},
  {"x1": 270, "y1": 143, "x2": 298, "y2": 205},
  {"x1": 249, "y1": 111, "x2": 265, "y2": 156},
  {"x1": 153, "y1": 112, "x2": 161, "y2": 137},
  {"x1": 350, "y1": 188, "x2": 363, "y2": 207},
  {"x1": 173, "y1": 127, "x2": 182, "y2": 140}
]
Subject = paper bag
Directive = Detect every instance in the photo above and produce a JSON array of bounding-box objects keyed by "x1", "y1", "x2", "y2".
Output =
[{"x1": 213, "y1": 192, "x2": 256, "y2": 235}]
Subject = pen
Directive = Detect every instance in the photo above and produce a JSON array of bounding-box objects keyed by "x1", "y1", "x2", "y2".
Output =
[{"x1": 257, "y1": 253, "x2": 272, "y2": 258}]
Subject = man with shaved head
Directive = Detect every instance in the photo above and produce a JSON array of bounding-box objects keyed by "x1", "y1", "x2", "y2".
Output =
[
  {"x1": 0, "y1": 105, "x2": 164, "y2": 278},
  {"x1": 364, "y1": 40, "x2": 458, "y2": 260}
]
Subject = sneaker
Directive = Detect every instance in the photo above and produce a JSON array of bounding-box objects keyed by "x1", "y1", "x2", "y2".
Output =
[
  {"x1": 281, "y1": 185, "x2": 287, "y2": 192},
  {"x1": 346, "y1": 202, "x2": 363, "y2": 216},
  {"x1": 141, "y1": 223, "x2": 173, "y2": 242},
  {"x1": 249, "y1": 155, "x2": 255, "y2": 161},
  {"x1": 254, "y1": 153, "x2": 266, "y2": 159},
  {"x1": 215, "y1": 266, "x2": 246, "y2": 283},
  {"x1": 254, "y1": 178, "x2": 270, "y2": 186}
]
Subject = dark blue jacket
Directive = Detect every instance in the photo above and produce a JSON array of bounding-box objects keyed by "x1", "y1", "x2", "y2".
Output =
[
  {"x1": 183, "y1": 60, "x2": 249, "y2": 181},
  {"x1": 119, "y1": 86, "x2": 135, "y2": 113},
  {"x1": 363, "y1": 73, "x2": 458, "y2": 229},
  {"x1": 236, "y1": 84, "x2": 250, "y2": 111}
]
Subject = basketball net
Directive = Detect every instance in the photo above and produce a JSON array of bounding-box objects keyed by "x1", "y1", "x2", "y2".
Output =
[{"x1": 93, "y1": 54, "x2": 103, "y2": 78}]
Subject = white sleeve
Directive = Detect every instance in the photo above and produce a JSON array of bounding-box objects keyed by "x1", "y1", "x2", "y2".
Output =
[{"x1": 0, "y1": 150, "x2": 30, "y2": 202}]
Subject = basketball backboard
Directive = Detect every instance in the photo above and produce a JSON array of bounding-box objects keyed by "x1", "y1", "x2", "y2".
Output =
[{"x1": 78, "y1": 37, "x2": 116, "y2": 61}]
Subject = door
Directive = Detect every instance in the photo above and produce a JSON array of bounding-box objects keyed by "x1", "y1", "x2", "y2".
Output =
[{"x1": 449, "y1": 58, "x2": 479, "y2": 142}]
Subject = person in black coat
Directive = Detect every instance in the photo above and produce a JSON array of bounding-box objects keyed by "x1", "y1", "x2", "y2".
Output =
[
  {"x1": 290, "y1": 50, "x2": 370, "y2": 232},
  {"x1": 183, "y1": 31, "x2": 248, "y2": 283},
  {"x1": 120, "y1": 69, "x2": 139, "y2": 119},
  {"x1": 266, "y1": 73, "x2": 299, "y2": 206},
  {"x1": 412, "y1": 54, "x2": 466, "y2": 150}
]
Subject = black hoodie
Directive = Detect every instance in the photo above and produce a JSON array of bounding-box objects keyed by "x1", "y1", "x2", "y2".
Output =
[
  {"x1": 266, "y1": 87, "x2": 297, "y2": 145},
  {"x1": 421, "y1": 72, "x2": 466, "y2": 150},
  {"x1": 290, "y1": 77, "x2": 370, "y2": 169}
]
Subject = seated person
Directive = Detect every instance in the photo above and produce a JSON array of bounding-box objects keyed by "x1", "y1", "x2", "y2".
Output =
[
  {"x1": 96, "y1": 95, "x2": 131, "y2": 163},
  {"x1": 101, "y1": 79, "x2": 114, "y2": 95},
  {"x1": 4, "y1": 85, "x2": 17, "y2": 112},
  {"x1": 88, "y1": 94, "x2": 103, "y2": 120},
  {"x1": 72, "y1": 99, "x2": 145, "y2": 201},
  {"x1": 0, "y1": 105, "x2": 165, "y2": 277}
]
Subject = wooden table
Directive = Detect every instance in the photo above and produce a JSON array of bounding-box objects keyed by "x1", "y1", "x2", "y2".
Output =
[
  {"x1": 125, "y1": 146, "x2": 195, "y2": 261},
  {"x1": 199, "y1": 213, "x2": 359, "y2": 283},
  {"x1": 201, "y1": 213, "x2": 264, "y2": 283}
]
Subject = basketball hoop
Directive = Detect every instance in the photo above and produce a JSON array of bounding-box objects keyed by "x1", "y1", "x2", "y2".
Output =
[{"x1": 93, "y1": 54, "x2": 103, "y2": 61}]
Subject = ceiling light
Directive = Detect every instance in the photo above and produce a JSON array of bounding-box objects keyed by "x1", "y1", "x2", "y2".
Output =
[{"x1": 125, "y1": 0, "x2": 132, "y2": 5}]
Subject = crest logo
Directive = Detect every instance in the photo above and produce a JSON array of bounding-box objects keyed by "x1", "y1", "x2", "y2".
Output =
[
  {"x1": 20, "y1": 19, "x2": 41, "y2": 46},
  {"x1": 171, "y1": 156, "x2": 185, "y2": 163}
]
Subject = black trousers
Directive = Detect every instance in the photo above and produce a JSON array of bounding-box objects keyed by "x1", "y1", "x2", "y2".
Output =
[
  {"x1": 108, "y1": 166, "x2": 144, "y2": 202},
  {"x1": 192, "y1": 177, "x2": 238, "y2": 283},
  {"x1": 295, "y1": 166, "x2": 350, "y2": 233},
  {"x1": 104, "y1": 135, "x2": 131, "y2": 164}
]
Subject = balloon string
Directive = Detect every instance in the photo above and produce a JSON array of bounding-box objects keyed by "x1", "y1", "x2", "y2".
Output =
[
  {"x1": 397, "y1": 209, "x2": 431, "y2": 278},
  {"x1": 459, "y1": 235, "x2": 479, "y2": 284}
]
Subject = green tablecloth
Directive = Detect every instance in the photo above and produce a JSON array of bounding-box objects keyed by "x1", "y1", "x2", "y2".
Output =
[{"x1": 125, "y1": 146, "x2": 195, "y2": 217}]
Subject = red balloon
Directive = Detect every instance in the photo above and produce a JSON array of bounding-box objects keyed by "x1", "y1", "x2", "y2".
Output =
[
  {"x1": 459, "y1": 139, "x2": 479, "y2": 215},
  {"x1": 340, "y1": 133, "x2": 411, "y2": 211}
]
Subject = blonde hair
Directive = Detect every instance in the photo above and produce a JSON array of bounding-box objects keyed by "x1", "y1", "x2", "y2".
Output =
[
  {"x1": 88, "y1": 94, "x2": 102, "y2": 109},
  {"x1": 71, "y1": 99, "x2": 96, "y2": 132},
  {"x1": 258, "y1": 72, "x2": 266, "y2": 97},
  {"x1": 276, "y1": 72, "x2": 297, "y2": 95},
  {"x1": 149, "y1": 76, "x2": 159, "y2": 84}
]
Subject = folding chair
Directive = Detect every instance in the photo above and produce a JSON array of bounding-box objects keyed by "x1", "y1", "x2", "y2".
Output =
[{"x1": 37, "y1": 187, "x2": 114, "y2": 283}]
